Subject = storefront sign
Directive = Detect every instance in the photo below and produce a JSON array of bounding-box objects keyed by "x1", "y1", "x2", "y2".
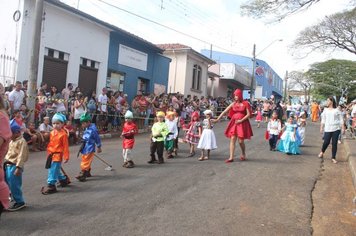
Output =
[{"x1": 118, "y1": 44, "x2": 148, "y2": 71}]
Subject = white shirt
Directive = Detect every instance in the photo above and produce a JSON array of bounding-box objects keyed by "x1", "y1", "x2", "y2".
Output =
[
  {"x1": 9, "y1": 89, "x2": 25, "y2": 110},
  {"x1": 351, "y1": 104, "x2": 356, "y2": 118},
  {"x1": 321, "y1": 108, "x2": 343, "y2": 132},
  {"x1": 98, "y1": 94, "x2": 108, "y2": 112},
  {"x1": 165, "y1": 119, "x2": 178, "y2": 141},
  {"x1": 39, "y1": 123, "x2": 53, "y2": 132},
  {"x1": 267, "y1": 119, "x2": 281, "y2": 135}
]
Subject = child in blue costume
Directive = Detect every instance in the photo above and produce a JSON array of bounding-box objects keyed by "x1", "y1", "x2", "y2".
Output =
[
  {"x1": 277, "y1": 115, "x2": 301, "y2": 155},
  {"x1": 76, "y1": 113, "x2": 102, "y2": 182}
]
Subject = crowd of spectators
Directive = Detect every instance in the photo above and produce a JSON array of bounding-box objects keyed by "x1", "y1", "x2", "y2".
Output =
[{"x1": 0, "y1": 81, "x2": 231, "y2": 151}]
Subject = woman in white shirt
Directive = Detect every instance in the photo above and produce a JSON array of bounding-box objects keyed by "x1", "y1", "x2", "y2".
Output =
[{"x1": 318, "y1": 96, "x2": 344, "y2": 164}]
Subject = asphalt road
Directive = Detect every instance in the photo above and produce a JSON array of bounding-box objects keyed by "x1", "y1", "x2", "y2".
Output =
[{"x1": 0, "y1": 120, "x2": 323, "y2": 236}]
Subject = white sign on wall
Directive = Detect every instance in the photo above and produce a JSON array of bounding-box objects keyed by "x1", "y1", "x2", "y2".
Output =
[{"x1": 118, "y1": 44, "x2": 148, "y2": 71}]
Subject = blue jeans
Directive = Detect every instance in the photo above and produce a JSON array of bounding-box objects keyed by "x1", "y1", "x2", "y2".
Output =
[
  {"x1": 144, "y1": 109, "x2": 152, "y2": 127},
  {"x1": 269, "y1": 134, "x2": 279, "y2": 149},
  {"x1": 5, "y1": 165, "x2": 24, "y2": 204},
  {"x1": 47, "y1": 162, "x2": 67, "y2": 186},
  {"x1": 322, "y1": 130, "x2": 341, "y2": 159}
]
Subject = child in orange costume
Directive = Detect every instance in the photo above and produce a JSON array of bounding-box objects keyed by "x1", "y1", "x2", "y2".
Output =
[
  {"x1": 41, "y1": 113, "x2": 70, "y2": 195},
  {"x1": 121, "y1": 110, "x2": 138, "y2": 168}
]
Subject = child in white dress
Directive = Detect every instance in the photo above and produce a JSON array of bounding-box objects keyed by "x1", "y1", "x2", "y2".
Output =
[
  {"x1": 197, "y1": 110, "x2": 217, "y2": 161},
  {"x1": 297, "y1": 111, "x2": 307, "y2": 145}
]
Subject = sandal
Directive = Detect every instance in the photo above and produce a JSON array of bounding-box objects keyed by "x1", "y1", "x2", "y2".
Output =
[
  {"x1": 198, "y1": 156, "x2": 204, "y2": 161},
  {"x1": 332, "y1": 159, "x2": 338, "y2": 164},
  {"x1": 203, "y1": 156, "x2": 209, "y2": 160},
  {"x1": 225, "y1": 159, "x2": 234, "y2": 163},
  {"x1": 240, "y1": 155, "x2": 246, "y2": 161},
  {"x1": 318, "y1": 152, "x2": 324, "y2": 158},
  {"x1": 187, "y1": 152, "x2": 195, "y2": 157}
]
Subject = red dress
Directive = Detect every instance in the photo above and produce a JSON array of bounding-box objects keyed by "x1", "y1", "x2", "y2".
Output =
[
  {"x1": 225, "y1": 102, "x2": 253, "y2": 139},
  {"x1": 122, "y1": 121, "x2": 138, "y2": 149}
]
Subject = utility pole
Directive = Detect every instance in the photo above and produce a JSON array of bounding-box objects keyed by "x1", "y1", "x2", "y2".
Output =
[
  {"x1": 284, "y1": 70, "x2": 288, "y2": 103},
  {"x1": 250, "y1": 44, "x2": 256, "y2": 101},
  {"x1": 27, "y1": 0, "x2": 44, "y2": 122}
]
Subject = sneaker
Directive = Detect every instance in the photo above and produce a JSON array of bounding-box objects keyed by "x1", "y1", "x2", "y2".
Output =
[
  {"x1": 41, "y1": 185, "x2": 57, "y2": 195},
  {"x1": 7, "y1": 202, "x2": 26, "y2": 212}
]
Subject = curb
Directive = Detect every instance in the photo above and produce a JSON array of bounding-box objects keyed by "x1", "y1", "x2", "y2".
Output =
[{"x1": 343, "y1": 139, "x2": 356, "y2": 192}]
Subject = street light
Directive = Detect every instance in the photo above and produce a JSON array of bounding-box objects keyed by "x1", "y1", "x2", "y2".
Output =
[{"x1": 250, "y1": 39, "x2": 283, "y2": 101}]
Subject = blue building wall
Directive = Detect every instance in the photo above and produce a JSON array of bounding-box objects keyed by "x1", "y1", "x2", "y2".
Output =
[
  {"x1": 201, "y1": 49, "x2": 283, "y2": 99},
  {"x1": 108, "y1": 31, "x2": 170, "y2": 102}
]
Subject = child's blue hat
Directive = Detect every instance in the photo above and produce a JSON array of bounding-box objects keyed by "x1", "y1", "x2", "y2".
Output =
[{"x1": 52, "y1": 113, "x2": 66, "y2": 123}]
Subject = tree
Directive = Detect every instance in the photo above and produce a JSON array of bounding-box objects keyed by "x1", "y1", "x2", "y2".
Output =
[
  {"x1": 288, "y1": 71, "x2": 313, "y2": 103},
  {"x1": 306, "y1": 59, "x2": 356, "y2": 102},
  {"x1": 240, "y1": 0, "x2": 321, "y2": 21},
  {"x1": 292, "y1": 8, "x2": 356, "y2": 56}
]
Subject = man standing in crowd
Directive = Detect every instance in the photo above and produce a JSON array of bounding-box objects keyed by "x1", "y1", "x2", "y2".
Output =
[
  {"x1": 8, "y1": 81, "x2": 25, "y2": 113},
  {"x1": 62, "y1": 83, "x2": 73, "y2": 111},
  {"x1": 62, "y1": 83, "x2": 73, "y2": 101},
  {"x1": 98, "y1": 87, "x2": 108, "y2": 132}
]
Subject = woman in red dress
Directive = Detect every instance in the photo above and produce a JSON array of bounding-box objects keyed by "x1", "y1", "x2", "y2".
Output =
[{"x1": 213, "y1": 89, "x2": 253, "y2": 162}]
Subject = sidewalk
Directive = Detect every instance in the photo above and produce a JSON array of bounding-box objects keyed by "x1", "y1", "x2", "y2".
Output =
[{"x1": 312, "y1": 138, "x2": 356, "y2": 235}]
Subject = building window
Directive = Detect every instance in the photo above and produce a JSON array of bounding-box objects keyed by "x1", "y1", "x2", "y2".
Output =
[
  {"x1": 45, "y1": 48, "x2": 68, "y2": 61},
  {"x1": 192, "y1": 64, "x2": 201, "y2": 90},
  {"x1": 81, "y1": 57, "x2": 98, "y2": 69}
]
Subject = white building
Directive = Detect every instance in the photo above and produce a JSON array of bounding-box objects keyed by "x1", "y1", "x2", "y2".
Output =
[
  {"x1": 157, "y1": 43, "x2": 215, "y2": 97},
  {"x1": 207, "y1": 63, "x2": 252, "y2": 98},
  {"x1": 1, "y1": 0, "x2": 110, "y2": 92}
]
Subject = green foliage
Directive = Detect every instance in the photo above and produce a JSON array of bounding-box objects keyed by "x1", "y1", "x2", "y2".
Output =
[{"x1": 307, "y1": 59, "x2": 356, "y2": 102}]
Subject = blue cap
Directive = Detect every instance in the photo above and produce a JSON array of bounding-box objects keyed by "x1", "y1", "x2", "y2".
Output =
[
  {"x1": 10, "y1": 119, "x2": 21, "y2": 133},
  {"x1": 52, "y1": 113, "x2": 66, "y2": 123}
]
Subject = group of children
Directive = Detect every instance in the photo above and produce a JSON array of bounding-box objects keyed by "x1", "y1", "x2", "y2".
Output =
[
  {"x1": 266, "y1": 110, "x2": 307, "y2": 155},
  {"x1": 5, "y1": 102, "x2": 309, "y2": 211},
  {"x1": 3, "y1": 107, "x2": 218, "y2": 211}
]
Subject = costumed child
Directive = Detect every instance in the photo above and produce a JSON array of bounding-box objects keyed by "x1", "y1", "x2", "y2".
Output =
[
  {"x1": 184, "y1": 111, "x2": 202, "y2": 157},
  {"x1": 197, "y1": 110, "x2": 217, "y2": 161},
  {"x1": 297, "y1": 111, "x2": 307, "y2": 145},
  {"x1": 148, "y1": 111, "x2": 169, "y2": 164},
  {"x1": 4, "y1": 119, "x2": 29, "y2": 211},
  {"x1": 277, "y1": 115, "x2": 301, "y2": 155},
  {"x1": 76, "y1": 112, "x2": 102, "y2": 181},
  {"x1": 41, "y1": 113, "x2": 70, "y2": 195},
  {"x1": 266, "y1": 110, "x2": 282, "y2": 151},
  {"x1": 213, "y1": 89, "x2": 253, "y2": 162},
  {"x1": 255, "y1": 106, "x2": 263, "y2": 128},
  {"x1": 165, "y1": 111, "x2": 178, "y2": 159},
  {"x1": 121, "y1": 110, "x2": 138, "y2": 168}
]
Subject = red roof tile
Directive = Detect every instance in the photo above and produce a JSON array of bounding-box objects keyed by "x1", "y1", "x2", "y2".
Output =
[{"x1": 156, "y1": 43, "x2": 191, "y2": 50}]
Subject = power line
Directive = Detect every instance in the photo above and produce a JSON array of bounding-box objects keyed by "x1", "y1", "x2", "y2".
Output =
[{"x1": 95, "y1": 0, "x2": 241, "y2": 55}]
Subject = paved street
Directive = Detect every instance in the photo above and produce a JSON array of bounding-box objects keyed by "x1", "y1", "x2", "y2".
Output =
[{"x1": 0, "y1": 120, "x2": 333, "y2": 235}]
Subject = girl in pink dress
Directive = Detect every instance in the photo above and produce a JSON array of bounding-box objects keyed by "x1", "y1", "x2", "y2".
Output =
[
  {"x1": 184, "y1": 111, "x2": 202, "y2": 157},
  {"x1": 213, "y1": 89, "x2": 253, "y2": 162},
  {"x1": 255, "y1": 106, "x2": 263, "y2": 128},
  {"x1": 0, "y1": 93, "x2": 12, "y2": 216}
]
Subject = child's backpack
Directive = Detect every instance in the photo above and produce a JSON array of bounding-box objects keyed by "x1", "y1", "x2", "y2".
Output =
[{"x1": 87, "y1": 98, "x2": 97, "y2": 112}]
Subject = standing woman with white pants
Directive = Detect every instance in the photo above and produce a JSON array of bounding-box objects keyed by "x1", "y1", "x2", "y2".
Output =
[{"x1": 318, "y1": 96, "x2": 344, "y2": 164}]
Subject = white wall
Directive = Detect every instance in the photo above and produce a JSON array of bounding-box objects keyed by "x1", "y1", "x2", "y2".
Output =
[
  {"x1": 166, "y1": 51, "x2": 187, "y2": 94},
  {"x1": 0, "y1": 0, "x2": 25, "y2": 85},
  {"x1": 164, "y1": 49, "x2": 210, "y2": 97},
  {"x1": 16, "y1": 0, "x2": 110, "y2": 93}
]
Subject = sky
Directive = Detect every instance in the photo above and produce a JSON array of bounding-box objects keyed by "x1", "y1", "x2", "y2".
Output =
[{"x1": 58, "y1": 0, "x2": 354, "y2": 77}]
